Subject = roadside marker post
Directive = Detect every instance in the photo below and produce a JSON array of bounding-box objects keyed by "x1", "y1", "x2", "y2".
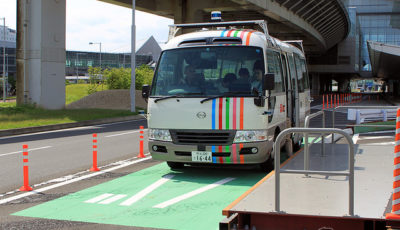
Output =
[
  {"x1": 386, "y1": 108, "x2": 400, "y2": 220},
  {"x1": 322, "y1": 94, "x2": 325, "y2": 110},
  {"x1": 19, "y1": 144, "x2": 33, "y2": 191},
  {"x1": 90, "y1": 133, "x2": 100, "y2": 172},
  {"x1": 138, "y1": 126, "x2": 145, "y2": 158}
]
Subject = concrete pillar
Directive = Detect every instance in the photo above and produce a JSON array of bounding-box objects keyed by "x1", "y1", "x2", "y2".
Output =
[
  {"x1": 17, "y1": 0, "x2": 66, "y2": 109},
  {"x1": 311, "y1": 73, "x2": 320, "y2": 96}
]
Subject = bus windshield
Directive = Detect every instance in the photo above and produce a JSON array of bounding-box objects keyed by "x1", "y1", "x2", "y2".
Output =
[{"x1": 151, "y1": 46, "x2": 265, "y2": 97}]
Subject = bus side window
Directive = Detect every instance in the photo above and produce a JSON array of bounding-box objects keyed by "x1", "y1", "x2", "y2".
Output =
[
  {"x1": 266, "y1": 50, "x2": 284, "y2": 93},
  {"x1": 294, "y1": 54, "x2": 305, "y2": 93},
  {"x1": 300, "y1": 59, "x2": 310, "y2": 90}
]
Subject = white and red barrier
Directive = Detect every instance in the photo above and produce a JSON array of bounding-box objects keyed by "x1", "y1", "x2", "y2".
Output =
[{"x1": 386, "y1": 108, "x2": 400, "y2": 220}]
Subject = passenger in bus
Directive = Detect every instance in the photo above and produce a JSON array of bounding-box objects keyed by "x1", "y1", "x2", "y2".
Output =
[
  {"x1": 220, "y1": 73, "x2": 237, "y2": 93},
  {"x1": 251, "y1": 60, "x2": 264, "y2": 93},
  {"x1": 237, "y1": 68, "x2": 250, "y2": 83}
]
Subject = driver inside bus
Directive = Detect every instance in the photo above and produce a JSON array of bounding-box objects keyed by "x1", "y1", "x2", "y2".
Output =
[
  {"x1": 183, "y1": 65, "x2": 204, "y2": 88},
  {"x1": 251, "y1": 60, "x2": 264, "y2": 93}
]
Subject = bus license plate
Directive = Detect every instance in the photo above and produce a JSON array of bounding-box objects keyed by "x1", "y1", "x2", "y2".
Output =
[{"x1": 191, "y1": 151, "x2": 212, "y2": 162}]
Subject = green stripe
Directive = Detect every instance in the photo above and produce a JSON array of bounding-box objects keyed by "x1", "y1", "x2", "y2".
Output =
[
  {"x1": 233, "y1": 29, "x2": 241, "y2": 37},
  {"x1": 225, "y1": 146, "x2": 231, "y2": 163},
  {"x1": 226, "y1": 98, "x2": 230, "y2": 130}
]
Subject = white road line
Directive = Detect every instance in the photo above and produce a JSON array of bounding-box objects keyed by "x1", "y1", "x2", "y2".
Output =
[
  {"x1": 120, "y1": 174, "x2": 175, "y2": 206},
  {"x1": 0, "y1": 146, "x2": 52, "y2": 157},
  {"x1": 364, "y1": 142, "x2": 395, "y2": 146},
  {"x1": 85, "y1": 193, "x2": 115, "y2": 203},
  {"x1": 105, "y1": 130, "x2": 146, "y2": 138},
  {"x1": 153, "y1": 177, "x2": 235, "y2": 209},
  {"x1": 358, "y1": 136, "x2": 393, "y2": 140},
  {"x1": 0, "y1": 156, "x2": 151, "y2": 205},
  {"x1": 352, "y1": 134, "x2": 359, "y2": 144},
  {"x1": 98, "y1": 194, "x2": 127, "y2": 204},
  {"x1": 98, "y1": 119, "x2": 146, "y2": 127},
  {"x1": 0, "y1": 127, "x2": 102, "y2": 140}
]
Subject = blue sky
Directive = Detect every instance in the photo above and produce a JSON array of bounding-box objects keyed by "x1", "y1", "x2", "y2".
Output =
[{"x1": 0, "y1": 0, "x2": 173, "y2": 52}]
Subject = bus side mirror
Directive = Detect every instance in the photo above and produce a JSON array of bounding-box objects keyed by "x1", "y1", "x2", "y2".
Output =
[
  {"x1": 142, "y1": 84, "x2": 150, "y2": 99},
  {"x1": 263, "y1": 73, "x2": 275, "y2": 91}
]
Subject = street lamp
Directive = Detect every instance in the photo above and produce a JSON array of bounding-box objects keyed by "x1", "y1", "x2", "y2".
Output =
[
  {"x1": 1, "y1": 17, "x2": 5, "y2": 102},
  {"x1": 89, "y1": 42, "x2": 102, "y2": 69},
  {"x1": 75, "y1": 53, "x2": 85, "y2": 83}
]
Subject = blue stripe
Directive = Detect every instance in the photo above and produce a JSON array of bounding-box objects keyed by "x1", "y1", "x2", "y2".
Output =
[
  {"x1": 220, "y1": 30, "x2": 227, "y2": 37},
  {"x1": 212, "y1": 157, "x2": 217, "y2": 164},
  {"x1": 212, "y1": 99, "x2": 216, "y2": 130},
  {"x1": 212, "y1": 146, "x2": 216, "y2": 152}
]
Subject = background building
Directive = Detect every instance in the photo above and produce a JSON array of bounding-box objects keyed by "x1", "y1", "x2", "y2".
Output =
[
  {"x1": 0, "y1": 26, "x2": 16, "y2": 80},
  {"x1": 1, "y1": 33, "x2": 161, "y2": 80}
]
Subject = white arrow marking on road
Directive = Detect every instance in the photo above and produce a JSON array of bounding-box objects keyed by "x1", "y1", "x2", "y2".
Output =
[
  {"x1": 153, "y1": 177, "x2": 235, "y2": 209},
  {"x1": 0, "y1": 146, "x2": 52, "y2": 157},
  {"x1": 85, "y1": 193, "x2": 115, "y2": 203},
  {"x1": 98, "y1": 194, "x2": 127, "y2": 204},
  {"x1": 120, "y1": 174, "x2": 175, "y2": 206}
]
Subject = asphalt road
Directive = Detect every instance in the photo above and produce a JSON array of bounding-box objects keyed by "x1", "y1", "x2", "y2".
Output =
[{"x1": 0, "y1": 119, "x2": 148, "y2": 194}]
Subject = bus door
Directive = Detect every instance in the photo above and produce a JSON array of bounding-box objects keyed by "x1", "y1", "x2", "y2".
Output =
[
  {"x1": 281, "y1": 53, "x2": 293, "y2": 125},
  {"x1": 286, "y1": 54, "x2": 300, "y2": 128}
]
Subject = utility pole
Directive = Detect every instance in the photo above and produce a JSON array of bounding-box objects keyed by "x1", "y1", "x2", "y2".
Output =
[
  {"x1": 2, "y1": 17, "x2": 5, "y2": 102},
  {"x1": 130, "y1": 0, "x2": 136, "y2": 112}
]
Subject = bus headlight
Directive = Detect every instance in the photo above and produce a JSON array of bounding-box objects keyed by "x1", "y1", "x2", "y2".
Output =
[
  {"x1": 149, "y1": 129, "x2": 172, "y2": 142},
  {"x1": 233, "y1": 130, "x2": 268, "y2": 143}
]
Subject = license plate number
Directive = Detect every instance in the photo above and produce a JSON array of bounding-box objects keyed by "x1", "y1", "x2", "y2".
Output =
[{"x1": 191, "y1": 151, "x2": 212, "y2": 162}]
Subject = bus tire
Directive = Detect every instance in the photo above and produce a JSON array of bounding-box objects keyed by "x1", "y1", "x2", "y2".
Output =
[
  {"x1": 167, "y1": 161, "x2": 184, "y2": 170},
  {"x1": 259, "y1": 154, "x2": 274, "y2": 172}
]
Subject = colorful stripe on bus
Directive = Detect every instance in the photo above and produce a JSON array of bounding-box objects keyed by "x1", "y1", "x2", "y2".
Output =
[{"x1": 210, "y1": 98, "x2": 244, "y2": 164}]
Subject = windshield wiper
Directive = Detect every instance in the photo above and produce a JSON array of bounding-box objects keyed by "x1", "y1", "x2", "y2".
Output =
[
  {"x1": 154, "y1": 93, "x2": 204, "y2": 103},
  {"x1": 200, "y1": 91, "x2": 252, "y2": 104}
]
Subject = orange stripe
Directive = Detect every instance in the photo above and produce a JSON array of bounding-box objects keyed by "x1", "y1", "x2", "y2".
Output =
[
  {"x1": 394, "y1": 180, "x2": 400, "y2": 189},
  {"x1": 395, "y1": 168, "x2": 400, "y2": 177},
  {"x1": 23, "y1": 144, "x2": 28, "y2": 149},
  {"x1": 396, "y1": 145, "x2": 400, "y2": 153},
  {"x1": 93, "y1": 145, "x2": 97, "y2": 149},
  {"x1": 93, "y1": 139, "x2": 97, "y2": 143},
  {"x1": 93, "y1": 133, "x2": 97, "y2": 138},
  {"x1": 240, "y1": 98, "x2": 244, "y2": 130},
  {"x1": 222, "y1": 147, "x2": 303, "y2": 216},
  {"x1": 23, "y1": 159, "x2": 28, "y2": 163},
  {"x1": 23, "y1": 152, "x2": 28, "y2": 156},
  {"x1": 395, "y1": 157, "x2": 400, "y2": 165},
  {"x1": 396, "y1": 122, "x2": 400, "y2": 129},
  {"x1": 394, "y1": 203, "x2": 400, "y2": 212},
  {"x1": 396, "y1": 133, "x2": 400, "y2": 141},
  {"x1": 245, "y1": 31, "x2": 254, "y2": 46},
  {"x1": 394, "y1": 192, "x2": 400, "y2": 200}
]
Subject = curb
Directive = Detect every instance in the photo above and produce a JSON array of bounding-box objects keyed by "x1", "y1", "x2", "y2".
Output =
[{"x1": 0, "y1": 115, "x2": 146, "y2": 137}]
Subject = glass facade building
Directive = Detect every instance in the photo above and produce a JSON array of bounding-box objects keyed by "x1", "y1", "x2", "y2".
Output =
[
  {"x1": 65, "y1": 51, "x2": 153, "y2": 76},
  {"x1": 347, "y1": 0, "x2": 400, "y2": 71}
]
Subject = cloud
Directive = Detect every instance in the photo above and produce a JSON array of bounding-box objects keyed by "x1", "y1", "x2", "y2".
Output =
[{"x1": 0, "y1": 0, "x2": 173, "y2": 53}]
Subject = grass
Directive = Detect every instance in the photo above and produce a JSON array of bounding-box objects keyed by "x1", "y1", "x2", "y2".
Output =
[
  {"x1": 65, "y1": 84, "x2": 108, "y2": 105},
  {"x1": 0, "y1": 102, "x2": 137, "y2": 130},
  {"x1": 354, "y1": 120, "x2": 395, "y2": 134}
]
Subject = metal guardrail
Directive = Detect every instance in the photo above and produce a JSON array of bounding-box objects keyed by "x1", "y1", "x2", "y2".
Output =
[
  {"x1": 304, "y1": 111, "x2": 326, "y2": 175},
  {"x1": 332, "y1": 106, "x2": 398, "y2": 143},
  {"x1": 274, "y1": 128, "x2": 355, "y2": 216}
]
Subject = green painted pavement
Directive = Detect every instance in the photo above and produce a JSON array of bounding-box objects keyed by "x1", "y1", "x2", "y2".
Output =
[{"x1": 13, "y1": 163, "x2": 265, "y2": 230}]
